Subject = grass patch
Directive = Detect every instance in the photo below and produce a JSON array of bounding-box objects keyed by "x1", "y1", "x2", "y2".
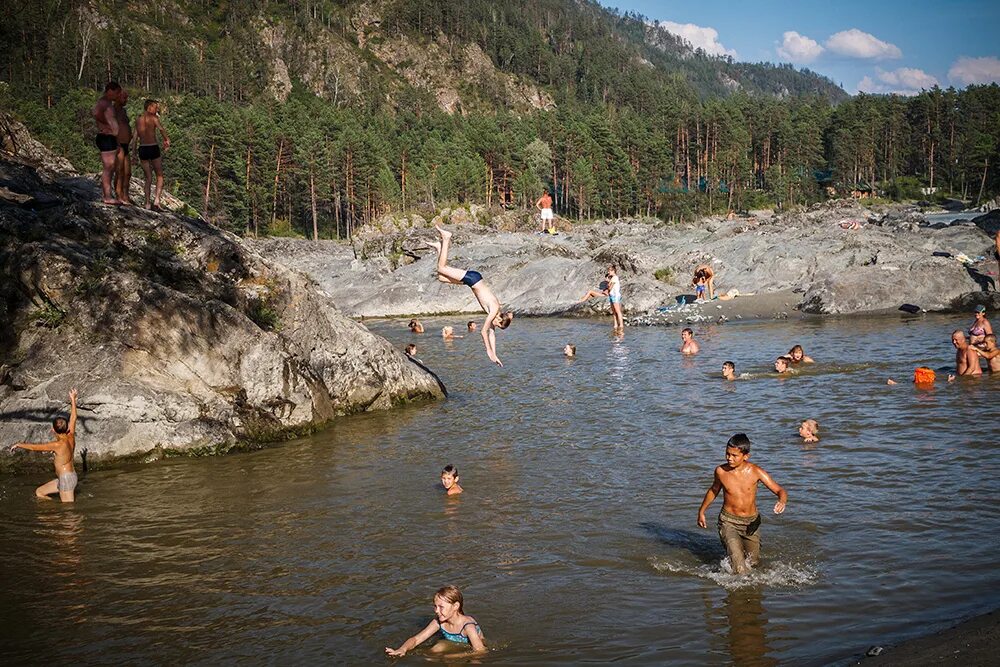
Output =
[
  {"x1": 654, "y1": 267, "x2": 674, "y2": 283},
  {"x1": 30, "y1": 302, "x2": 65, "y2": 328},
  {"x1": 247, "y1": 297, "x2": 281, "y2": 331}
]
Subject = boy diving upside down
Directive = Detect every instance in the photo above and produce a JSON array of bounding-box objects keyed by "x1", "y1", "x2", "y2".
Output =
[{"x1": 429, "y1": 226, "x2": 513, "y2": 366}]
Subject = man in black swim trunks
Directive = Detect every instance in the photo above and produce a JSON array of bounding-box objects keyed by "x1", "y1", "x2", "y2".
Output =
[
  {"x1": 92, "y1": 82, "x2": 124, "y2": 205},
  {"x1": 135, "y1": 99, "x2": 171, "y2": 211},
  {"x1": 429, "y1": 225, "x2": 513, "y2": 366},
  {"x1": 114, "y1": 88, "x2": 134, "y2": 205}
]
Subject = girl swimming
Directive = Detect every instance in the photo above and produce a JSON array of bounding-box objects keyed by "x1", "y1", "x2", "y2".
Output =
[{"x1": 385, "y1": 586, "x2": 486, "y2": 657}]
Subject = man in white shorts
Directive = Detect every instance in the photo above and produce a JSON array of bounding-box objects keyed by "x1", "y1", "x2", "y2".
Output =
[{"x1": 536, "y1": 189, "x2": 554, "y2": 233}]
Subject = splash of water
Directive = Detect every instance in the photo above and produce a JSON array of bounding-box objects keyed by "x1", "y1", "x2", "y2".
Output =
[{"x1": 649, "y1": 556, "x2": 818, "y2": 590}]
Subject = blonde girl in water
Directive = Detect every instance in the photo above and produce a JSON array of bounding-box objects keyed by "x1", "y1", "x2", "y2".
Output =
[{"x1": 385, "y1": 585, "x2": 486, "y2": 657}]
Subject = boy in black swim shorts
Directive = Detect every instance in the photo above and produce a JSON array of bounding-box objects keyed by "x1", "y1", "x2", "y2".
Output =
[{"x1": 135, "y1": 99, "x2": 171, "y2": 211}]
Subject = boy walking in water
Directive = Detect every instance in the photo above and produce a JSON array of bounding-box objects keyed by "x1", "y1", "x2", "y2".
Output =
[
  {"x1": 429, "y1": 225, "x2": 513, "y2": 366},
  {"x1": 697, "y1": 433, "x2": 788, "y2": 575},
  {"x1": 9, "y1": 389, "x2": 79, "y2": 502},
  {"x1": 136, "y1": 99, "x2": 170, "y2": 211}
]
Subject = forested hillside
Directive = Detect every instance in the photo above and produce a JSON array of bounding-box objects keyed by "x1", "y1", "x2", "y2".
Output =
[{"x1": 3, "y1": 0, "x2": 999, "y2": 239}]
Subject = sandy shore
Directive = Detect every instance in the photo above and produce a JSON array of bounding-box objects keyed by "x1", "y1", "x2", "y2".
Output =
[{"x1": 854, "y1": 608, "x2": 999, "y2": 665}]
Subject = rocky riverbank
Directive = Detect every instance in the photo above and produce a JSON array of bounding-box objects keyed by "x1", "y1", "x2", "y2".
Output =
[
  {"x1": 0, "y1": 125, "x2": 444, "y2": 470},
  {"x1": 250, "y1": 202, "x2": 997, "y2": 324}
]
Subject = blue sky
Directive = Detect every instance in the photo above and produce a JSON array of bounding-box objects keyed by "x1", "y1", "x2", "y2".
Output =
[{"x1": 604, "y1": 1, "x2": 1000, "y2": 94}]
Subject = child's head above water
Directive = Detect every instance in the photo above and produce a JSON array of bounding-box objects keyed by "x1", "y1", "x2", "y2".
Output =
[
  {"x1": 434, "y1": 585, "x2": 466, "y2": 618},
  {"x1": 564, "y1": 344, "x2": 576, "y2": 357},
  {"x1": 405, "y1": 343, "x2": 417, "y2": 357},
  {"x1": 774, "y1": 356, "x2": 791, "y2": 373},
  {"x1": 467, "y1": 321, "x2": 477, "y2": 332},
  {"x1": 722, "y1": 360, "x2": 735, "y2": 374},
  {"x1": 799, "y1": 419, "x2": 819, "y2": 441},
  {"x1": 441, "y1": 465, "x2": 462, "y2": 494}
]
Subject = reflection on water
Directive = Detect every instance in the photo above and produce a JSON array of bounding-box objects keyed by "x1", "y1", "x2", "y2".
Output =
[{"x1": 1, "y1": 314, "x2": 999, "y2": 665}]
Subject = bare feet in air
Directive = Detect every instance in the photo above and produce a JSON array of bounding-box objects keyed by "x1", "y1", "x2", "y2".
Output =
[{"x1": 435, "y1": 224, "x2": 452, "y2": 240}]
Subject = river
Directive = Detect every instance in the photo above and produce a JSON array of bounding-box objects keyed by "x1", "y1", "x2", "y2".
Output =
[{"x1": 1, "y1": 314, "x2": 998, "y2": 665}]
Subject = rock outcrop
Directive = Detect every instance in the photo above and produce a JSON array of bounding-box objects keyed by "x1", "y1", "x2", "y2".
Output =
[
  {"x1": 252, "y1": 201, "x2": 995, "y2": 319},
  {"x1": 0, "y1": 144, "x2": 443, "y2": 468}
]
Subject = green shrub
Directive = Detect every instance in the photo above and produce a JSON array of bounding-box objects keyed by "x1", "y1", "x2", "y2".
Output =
[
  {"x1": 654, "y1": 267, "x2": 674, "y2": 283},
  {"x1": 31, "y1": 302, "x2": 65, "y2": 328},
  {"x1": 247, "y1": 298, "x2": 281, "y2": 331}
]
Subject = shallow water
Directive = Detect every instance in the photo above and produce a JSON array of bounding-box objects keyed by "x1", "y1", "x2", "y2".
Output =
[{"x1": 1, "y1": 314, "x2": 998, "y2": 665}]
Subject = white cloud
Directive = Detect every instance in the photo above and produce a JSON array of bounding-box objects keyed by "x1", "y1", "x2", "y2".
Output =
[
  {"x1": 776, "y1": 31, "x2": 824, "y2": 63},
  {"x1": 857, "y1": 67, "x2": 938, "y2": 95},
  {"x1": 826, "y1": 28, "x2": 902, "y2": 60},
  {"x1": 948, "y1": 56, "x2": 1000, "y2": 85},
  {"x1": 660, "y1": 21, "x2": 738, "y2": 58}
]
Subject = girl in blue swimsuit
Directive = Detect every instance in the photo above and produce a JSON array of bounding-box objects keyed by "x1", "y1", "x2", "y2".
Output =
[{"x1": 385, "y1": 585, "x2": 486, "y2": 657}]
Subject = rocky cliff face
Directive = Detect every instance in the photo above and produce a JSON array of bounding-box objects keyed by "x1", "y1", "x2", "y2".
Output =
[
  {"x1": 250, "y1": 202, "x2": 994, "y2": 320},
  {"x1": 0, "y1": 136, "x2": 444, "y2": 468}
]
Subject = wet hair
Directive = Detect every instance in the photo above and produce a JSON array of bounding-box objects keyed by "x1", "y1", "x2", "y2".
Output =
[
  {"x1": 682, "y1": 327, "x2": 694, "y2": 336},
  {"x1": 143, "y1": 98, "x2": 158, "y2": 110},
  {"x1": 727, "y1": 433, "x2": 751, "y2": 454},
  {"x1": 435, "y1": 585, "x2": 465, "y2": 613},
  {"x1": 52, "y1": 416, "x2": 69, "y2": 434},
  {"x1": 802, "y1": 419, "x2": 819, "y2": 432},
  {"x1": 498, "y1": 311, "x2": 514, "y2": 329},
  {"x1": 442, "y1": 326, "x2": 454, "y2": 337},
  {"x1": 405, "y1": 343, "x2": 416, "y2": 355},
  {"x1": 952, "y1": 329, "x2": 966, "y2": 338},
  {"x1": 986, "y1": 334, "x2": 997, "y2": 343},
  {"x1": 441, "y1": 464, "x2": 458, "y2": 478},
  {"x1": 565, "y1": 344, "x2": 576, "y2": 354},
  {"x1": 776, "y1": 355, "x2": 791, "y2": 365},
  {"x1": 789, "y1": 345, "x2": 804, "y2": 355},
  {"x1": 104, "y1": 81, "x2": 122, "y2": 92},
  {"x1": 722, "y1": 361, "x2": 735, "y2": 370},
  {"x1": 467, "y1": 321, "x2": 475, "y2": 329}
]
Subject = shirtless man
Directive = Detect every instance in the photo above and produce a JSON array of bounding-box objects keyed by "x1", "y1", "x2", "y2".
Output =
[
  {"x1": 535, "y1": 189, "x2": 554, "y2": 233},
  {"x1": 9, "y1": 389, "x2": 79, "y2": 502},
  {"x1": 973, "y1": 334, "x2": 1000, "y2": 373},
  {"x1": 429, "y1": 225, "x2": 513, "y2": 366},
  {"x1": 680, "y1": 327, "x2": 700, "y2": 354},
  {"x1": 114, "y1": 88, "x2": 134, "y2": 205},
  {"x1": 92, "y1": 82, "x2": 123, "y2": 205},
  {"x1": 135, "y1": 99, "x2": 171, "y2": 211},
  {"x1": 951, "y1": 330, "x2": 982, "y2": 378},
  {"x1": 722, "y1": 361, "x2": 736, "y2": 381},
  {"x1": 694, "y1": 264, "x2": 715, "y2": 300},
  {"x1": 697, "y1": 433, "x2": 787, "y2": 575}
]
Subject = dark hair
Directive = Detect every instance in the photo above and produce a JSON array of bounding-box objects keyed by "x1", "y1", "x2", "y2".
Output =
[
  {"x1": 52, "y1": 417, "x2": 69, "y2": 434},
  {"x1": 682, "y1": 327, "x2": 694, "y2": 335},
  {"x1": 105, "y1": 81, "x2": 122, "y2": 92},
  {"x1": 405, "y1": 343, "x2": 416, "y2": 354},
  {"x1": 727, "y1": 433, "x2": 751, "y2": 453},
  {"x1": 441, "y1": 464, "x2": 458, "y2": 477},
  {"x1": 723, "y1": 360, "x2": 735, "y2": 369},
  {"x1": 144, "y1": 98, "x2": 159, "y2": 110}
]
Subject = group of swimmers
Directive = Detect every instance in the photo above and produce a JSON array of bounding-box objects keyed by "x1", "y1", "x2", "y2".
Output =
[{"x1": 92, "y1": 82, "x2": 170, "y2": 210}]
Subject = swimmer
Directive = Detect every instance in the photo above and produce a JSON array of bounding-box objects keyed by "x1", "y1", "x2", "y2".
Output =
[
  {"x1": 951, "y1": 330, "x2": 981, "y2": 378},
  {"x1": 787, "y1": 345, "x2": 814, "y2": 364},
  {"x1": 440, "y1": 465, "x2": 463, "y2": 495},
  {"x1": 9, "y1": 388, "x2": 79, "y2": 502},
  {"x1": 697, "y1": 433, "x2": 787, "y2": 575},
  {"x1": 973, "y1": 334, "x2": 1000, "y2": 373},
  {"x1": 385, "y1": 585, "x2": 485, "y2": 657},
  {"x1": 607, "y1": 265, "x2": 624, "y2": 331},
  {"x1": 441, "y1": 326, "x2": 463, "y2": 340},
  {"x1": 681, "y1": 328, "x2": 700, "y2": 354},
  {"x1": 799, "y1": 419, "x2": 819, "y2": 443},
  {"x1": 968, "y1": 305, "x2": 992, "y2": 346},
  {"x1": 408, "y1": 319, "x2": 425, "y2": 334},
  {"x1": 774, "y1": 356, "x2": 793, "y2": 374},
  {"x1": 429, "y1": 226, "x2": 512, "y2": 366},
  {"x1": 564, "y1": 343, "x2": 576, "y2": 357},
  {"x1": 467, "y1": 321, "x2": 477, "y2": 333},
  {"x1": 405, "y1": 343, "x2": 417, "y2": 358},
  {"x1": 722, "y1": 361, "x2": 736, "y2": 381}
]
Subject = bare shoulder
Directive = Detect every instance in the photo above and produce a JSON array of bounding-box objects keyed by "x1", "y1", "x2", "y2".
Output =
[{"x1": 750, "y1": 463, "x2": 771, "y2": 479}]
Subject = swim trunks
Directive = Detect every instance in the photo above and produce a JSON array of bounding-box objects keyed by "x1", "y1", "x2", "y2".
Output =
[
  {"x1": 461, "y1": 270, "x2": 483, "y2": 287},
  {"x1": 138, "y1": 144, "x2": 161, "y2": 161},
  {"x1": 57, "y1": 471, "x2": 78, "y2": 493},
  {"x1": 120, "y1": 142, "x2": 130, "y2": 154},
  {"x1": 95, "y1": 133, "x2": 118, "y2": 153},
  {"x1": 541, "y1": 207, "x2": 553, "y2": 220},
  {"x1": 608, "y1": 294, "x2": 621, "y2": 304},
  {"x1": 717, "y1": 510, "x2": 761, "y2": 574},
  {"x1": 439, "y1": 620, "x2": 481, "y2": 644},
  {"x1": 696, "y1": 284, "x2": 706, "y2": 297}
]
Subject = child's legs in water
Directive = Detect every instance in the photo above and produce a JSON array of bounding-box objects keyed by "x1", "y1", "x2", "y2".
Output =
[
  {"x1": 612, "y1": 301, "x2": 624, "y2": 328},
  {"x1": 718, "y1": 518, "x2": 760, "y2": 574},
  {"x1": 34, "y1": 478, "x2": 58, "y2": 499},
  {"x1": 428, "y1": 640, "x2": 467, "y2": 654}
]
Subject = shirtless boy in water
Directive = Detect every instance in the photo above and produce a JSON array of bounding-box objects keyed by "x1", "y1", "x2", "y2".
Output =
[
  {"x1": 697, "y1": 433, "x2": 787, "y2": 575},
  {"x1": 973, "y1": 334, "x2": 1000, "y2": 373},
  {"x1": 135, "y1": 99, "x2": 171, "y2": 211},
  {"x1": 9, "y1": 389, "x2": 79, "y2": 502},
  {"x1": 441, "y1": 465, "x2": 463, "y2": 495},
  {"x1": 429, "y1": 225, "x2": 513, "y2": 366}
]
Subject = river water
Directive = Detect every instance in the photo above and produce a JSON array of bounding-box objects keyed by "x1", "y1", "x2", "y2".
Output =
[{"x1": 1, "y1": 314, "x2": 998, "y2": 665}]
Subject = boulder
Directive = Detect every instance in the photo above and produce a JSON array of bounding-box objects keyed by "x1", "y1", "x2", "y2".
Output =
[{"x1": 0, "y1": 155, "x2": 443, "y2": 468}]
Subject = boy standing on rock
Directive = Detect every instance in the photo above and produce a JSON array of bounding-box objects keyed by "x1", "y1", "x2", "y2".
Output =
[
  {"x1": 9, "y1": 389, "x2": 79, "y2": 502},
  {"x1": 535, "y1": 189, "x2": 554, "y2": 233},
  {"x1": 697, "y1": 433, "x2": 788, "y2": 575},
  {"x1": 136, "y1": 99, "x2": 171, "y2": 211}
]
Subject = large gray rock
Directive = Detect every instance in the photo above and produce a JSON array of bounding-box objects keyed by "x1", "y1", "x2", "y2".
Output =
[
  {"x1": 252, "y1": 202, "x2": 993, "y2": 319},
  {"x1": 0, "y1": 156, "x2": 443, "y2": 468}
]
